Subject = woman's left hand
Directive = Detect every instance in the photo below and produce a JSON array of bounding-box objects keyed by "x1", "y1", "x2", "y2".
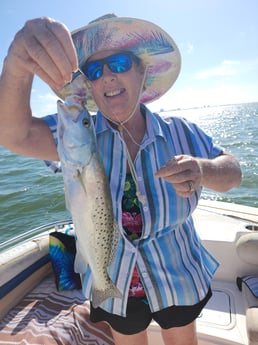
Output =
[
  {"x1": 155, "y1": 152, "x2": 242, "y2": 197},
  {"x1": 155, "y1": 155, "x2": 202, "y2": 197}
]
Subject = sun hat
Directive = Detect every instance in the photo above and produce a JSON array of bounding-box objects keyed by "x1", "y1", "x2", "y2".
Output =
[{"x1": 56, "y1": 14, "x2": 181, "y2": 112}]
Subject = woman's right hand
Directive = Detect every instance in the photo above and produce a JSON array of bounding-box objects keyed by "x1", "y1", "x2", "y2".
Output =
[{"x1": 4, "y1": 17, "x2": 78, "y2": 90}]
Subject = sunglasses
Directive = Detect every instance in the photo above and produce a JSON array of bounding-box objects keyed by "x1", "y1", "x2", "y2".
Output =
[{"x1": 81, "y1": 52, "x2": 140, "y2": 81}]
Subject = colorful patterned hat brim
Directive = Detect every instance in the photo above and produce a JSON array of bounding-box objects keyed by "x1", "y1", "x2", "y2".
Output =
[{"x1": 56, "y1": 15, "x2": 181, "y2": 112}]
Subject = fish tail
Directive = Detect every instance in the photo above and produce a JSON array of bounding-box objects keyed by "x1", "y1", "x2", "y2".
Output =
[{"x1": 92, "y1": 282, "x2": 122, "y2": 308}]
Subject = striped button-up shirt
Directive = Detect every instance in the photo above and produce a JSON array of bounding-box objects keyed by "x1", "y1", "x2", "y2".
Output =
[{"x1": 43, "y1": 104, "x2": 221, "y2": 316}]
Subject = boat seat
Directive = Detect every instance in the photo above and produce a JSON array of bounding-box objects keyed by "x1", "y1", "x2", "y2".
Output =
[
  {"x1": 0, "y1": 275, "x2": 114, "y2": 345},
  {"x1": 237, "y1": 276, "x2": 258, "y2": 345},
  {"x1": 237, "y1": 276, "x2": 258, "y2": 307},
  {"x1": 0, "y1": 236, "x2": 51, "y2": 319},
  {"x1": 236, "y1": 232, "x2": 258, "y2": 265},
  {"x1": 236, "y1": 232, "x2": 258, "y2": 345}
]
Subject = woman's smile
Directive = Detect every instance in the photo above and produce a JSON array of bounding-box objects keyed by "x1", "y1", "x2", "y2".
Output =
[{"x1": 104, "y1": 88, "x2": 126, "y2": 98}]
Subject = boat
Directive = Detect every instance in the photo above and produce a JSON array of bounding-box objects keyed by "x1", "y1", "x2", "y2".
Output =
[{"x1": 0, "y1": 200, "x2": 257, "y2": 345}]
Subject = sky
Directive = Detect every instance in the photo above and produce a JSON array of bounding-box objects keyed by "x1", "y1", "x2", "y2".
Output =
[{"x1": 1, "y1": 0, "x2": 258, "y2": 116}]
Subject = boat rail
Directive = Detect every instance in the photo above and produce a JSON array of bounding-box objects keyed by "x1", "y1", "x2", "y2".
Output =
[{"x1": 0, "y1": 219, "x2": 73, "y2": 252}]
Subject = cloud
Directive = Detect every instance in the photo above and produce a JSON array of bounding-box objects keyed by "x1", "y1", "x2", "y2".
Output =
[
  {"x1": 180, "y1": 42, "x2": 195, "y2": 55},
  {"x1": 193, "y1": 60, "x2": 240, "y2": 80},
  {"x1": 149, "y1": 82, "x2": 258, "y2": 112},
  {"x1": 31, "y1": 91, "x2": 59, "y2": 118},
  {"x1": 243, "y1": 57, "x2": 258, "y2": 72},
  {"x1": 186, "y1": 43, "x2": 194, "y2": 54}
]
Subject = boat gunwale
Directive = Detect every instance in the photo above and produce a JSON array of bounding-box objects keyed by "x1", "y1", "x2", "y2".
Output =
[{"x1": 0, "y1": 219, "x2": 73, "y2": 252}]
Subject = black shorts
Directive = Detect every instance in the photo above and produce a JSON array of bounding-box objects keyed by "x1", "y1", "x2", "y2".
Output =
[{"x1": 90, "y1": 288, "x2": 212, "y2": 335}]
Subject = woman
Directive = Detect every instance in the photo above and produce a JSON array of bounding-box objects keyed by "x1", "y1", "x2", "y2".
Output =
[{"x1": 0, "y1": 14, "x2": 242, "y2": 345}]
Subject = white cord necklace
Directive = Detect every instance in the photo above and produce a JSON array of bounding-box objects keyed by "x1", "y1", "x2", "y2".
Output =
[
  {"x1": 120, "y1": 67, "x2": 147, "y2": 204},
  {"x1": 119, "y1": 129, "x2": 146, "y2": 204},
  {"x1": 104, "y1": 66, "x2": 147, "y2": 204}
]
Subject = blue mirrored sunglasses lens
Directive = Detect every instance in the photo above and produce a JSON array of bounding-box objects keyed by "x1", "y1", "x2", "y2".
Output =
[
  {"x1": 83, "y1": 53, "x2": 133, "y2": 81},
  {"x1": 84, "y1": 61, "x2": 102, "y2": 81},
  {"x1": 108, "y1": 54, "x2": 132, "y2": 73}
]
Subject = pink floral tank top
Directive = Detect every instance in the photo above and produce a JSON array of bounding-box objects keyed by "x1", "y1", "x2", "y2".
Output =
[{"x1": 122, "y1": 174, "x2": 146, "y2": 298}]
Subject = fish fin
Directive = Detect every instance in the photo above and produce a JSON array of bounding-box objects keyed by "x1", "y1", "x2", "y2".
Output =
[
  {"x1": 64, "y1": 183, "x2": 72, "y2": 211},
  {"x1": 109, "y1": 221, "x2": 120, "y2": 266},
  {"x1": 77, "y1": 169, "x2": 88, "y2": 195},
  {"x1": 92, "y1": 282, "x2": 122, "y2": 308},
  {"x1": 74, "y1": 244, "x2": 88, "y2": 273}
]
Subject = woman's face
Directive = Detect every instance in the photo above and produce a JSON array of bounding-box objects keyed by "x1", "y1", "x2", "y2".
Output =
[{"x1": 86, "y1": 50, "x2": 145, "y2": 123}]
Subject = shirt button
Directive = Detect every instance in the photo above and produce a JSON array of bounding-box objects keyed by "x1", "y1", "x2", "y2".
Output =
[{"x1": 143, "y1": 206, "x2": 148, "y2": 212}]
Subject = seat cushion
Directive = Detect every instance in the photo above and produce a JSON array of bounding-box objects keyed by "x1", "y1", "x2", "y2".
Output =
[
  {"x1": 237, "y1": 275, "x2": 258, "y2": 309},
  {"x1": 0, "y1": 275, "x2": 114, "y2": 345}
]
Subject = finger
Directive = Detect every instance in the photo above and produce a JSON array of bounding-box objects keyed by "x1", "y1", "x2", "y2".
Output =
[
  {"x1": 155, "y1": 164, "x2": 191, "y2": 182},
  {"x1": 28, "y1": 62, "x2": 66, "y2": 91},
  {"x1": 155, "y1": 155, "x2": 194, "y2": 179},
  {"x1": 23, "y1": 18, "x2": 77, "y2": 86},
  {"x1": 176, "y1": 190, "x2": 195, "y2": 198},
  {"x1": 173, "y1": 181, "x2": 196, "y2": 198},
  {"x1": 45, "y1": 19, "x2": 78, "y2": 73},
  {"x1": 155, "y1": 157, "x2": 179, "y2": 178},
  {"x1": 22, "y1": 35, "x2": 65, "y2": 89}
]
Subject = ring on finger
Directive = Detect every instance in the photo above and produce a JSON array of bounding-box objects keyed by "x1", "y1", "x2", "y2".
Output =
[{"x1": 188, "y1": 181, "x2": 195, "y2": 193}]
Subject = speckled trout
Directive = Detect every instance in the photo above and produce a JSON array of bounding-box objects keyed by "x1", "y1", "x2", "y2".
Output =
[{"x1": 57, "y1": 95, "x2": 122, "y2": 308}]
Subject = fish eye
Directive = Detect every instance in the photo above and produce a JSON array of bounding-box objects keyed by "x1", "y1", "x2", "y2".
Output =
[{"x1": 82, "y1": 117, "x2": 90, "y2": 128}]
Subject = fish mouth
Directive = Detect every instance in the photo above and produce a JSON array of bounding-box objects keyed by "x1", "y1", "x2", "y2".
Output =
[{"x1": 104, "y1": 88, "x2": 125, "y2": 97}]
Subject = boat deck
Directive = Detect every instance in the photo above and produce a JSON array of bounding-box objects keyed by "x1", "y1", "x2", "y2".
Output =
[
  {"x1": 148, "y1": 276, "x2": 248, "y2": 345},
  {"x1": 0, "y1": 273, "x2": 248, "y2": 345},
  {"x1": 0, "y1": 200, "x2": 257, "y2": 344},
  {"x1": 197, "y1": 280, "x2": 247, "y2": 345}
]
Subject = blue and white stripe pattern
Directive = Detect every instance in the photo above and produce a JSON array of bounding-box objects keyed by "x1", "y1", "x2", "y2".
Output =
[{"x1": 43, "y1": 104, "x2": 221, "y2": 316}]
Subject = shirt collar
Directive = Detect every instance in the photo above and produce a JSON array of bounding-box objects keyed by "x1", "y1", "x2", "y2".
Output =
[
  {"x1": 94, "y1": 103, "x2": 166, "y2": 140},
  {"x1": 142, "y1": 104, "x2": 166, "y2": 140},
  {"x1": 94, "y1": 111, "x2": 113, "y2": 134}
]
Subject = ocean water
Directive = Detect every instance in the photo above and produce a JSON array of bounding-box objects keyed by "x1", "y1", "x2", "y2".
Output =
[{"x1": 0, "y1": 102, "x2": 257, "y2": 242}]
